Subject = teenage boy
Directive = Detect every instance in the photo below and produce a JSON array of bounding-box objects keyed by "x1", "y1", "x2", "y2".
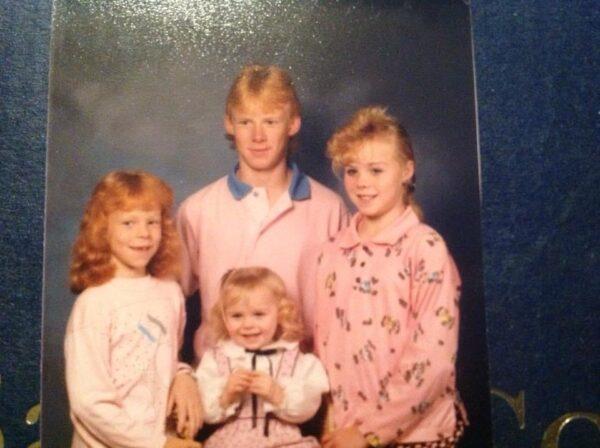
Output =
[{"x1": 177, "y1": 64, "x2": 347, "y2": 358}]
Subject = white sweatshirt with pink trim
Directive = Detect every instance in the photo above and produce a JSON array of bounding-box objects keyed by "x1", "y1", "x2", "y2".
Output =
[{"x1": 64, "y1": 276, "x2": 188, "y2": 448}]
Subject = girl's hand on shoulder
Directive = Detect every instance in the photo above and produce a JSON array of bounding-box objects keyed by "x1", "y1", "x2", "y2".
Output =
[
  {"x1": 220, "y1": 369, "x2": 252, "y2": 408},
  {"x1": 164, "y1": 435, "x2": 202, "y2": 448},
  {"x1": 321, "y1": 426, "x2": 368, "y2": 448},
  {"x1": 249, "y1": 371, "x2": 283, "y2": 406},
  {"x1": 167, "y1": 372, "x2": 203, "y2": 439}
]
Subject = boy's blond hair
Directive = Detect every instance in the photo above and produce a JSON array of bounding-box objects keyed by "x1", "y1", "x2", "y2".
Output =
[
  {"x1": 210, "y1": 267, "x2": 304, "y2": 343},
  {"x1": 225, "y1": 64, "x2": 301, "y2": 152},
  {"x1": 226, "y1": 64, "x2": 301, "y2": 118}
]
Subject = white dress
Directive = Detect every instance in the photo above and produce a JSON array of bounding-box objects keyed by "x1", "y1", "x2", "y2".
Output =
[{"x1": 196, "y1": 340, "x2": 329, "y2": 448}]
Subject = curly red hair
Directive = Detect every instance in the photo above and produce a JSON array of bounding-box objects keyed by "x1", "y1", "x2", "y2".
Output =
[
  {"x1": 69, "y1": 170, "x2": 181, "y2": 294},
  {"x1": 209, "y1": 267, "x2": 304, "y2": 344}
]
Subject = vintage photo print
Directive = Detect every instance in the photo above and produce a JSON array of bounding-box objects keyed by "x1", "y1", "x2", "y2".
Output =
[{"x1": 42, "y1": 1, "x2": 490, "y2": 446}]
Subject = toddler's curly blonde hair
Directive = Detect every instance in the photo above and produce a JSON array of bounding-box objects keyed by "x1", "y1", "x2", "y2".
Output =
[{"x1": 210, "y1": 267, "x2": 304, "y2": 343}]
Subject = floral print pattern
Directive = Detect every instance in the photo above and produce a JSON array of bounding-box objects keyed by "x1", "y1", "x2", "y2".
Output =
[{"x1": 315, "y1": 208, "x2": 466, "y2": 445}]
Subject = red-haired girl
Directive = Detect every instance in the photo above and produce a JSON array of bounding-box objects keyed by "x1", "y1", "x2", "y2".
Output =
[
  {"x1": 65, "y1": 170, "x2": 202, "y2": 448},
  {"x1": 316, "y1": 107, "x2": 467, "y2": 448}
]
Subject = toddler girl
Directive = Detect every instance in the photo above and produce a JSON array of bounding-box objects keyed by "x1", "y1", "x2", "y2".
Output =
[
  {"x1": 316, "y1": 107, "x2": 467, "y2": 448},
  {"x1": 196, "y1": 266, "x2": 329, "y2": 448},
  {"x1": 65, "y1": 170, "x2": 201, "y2": 448}
]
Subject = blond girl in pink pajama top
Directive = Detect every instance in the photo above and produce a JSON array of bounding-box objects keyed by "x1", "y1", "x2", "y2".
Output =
[{"x1": 315, "y1": 107, "x2": 467, "y2": 448}]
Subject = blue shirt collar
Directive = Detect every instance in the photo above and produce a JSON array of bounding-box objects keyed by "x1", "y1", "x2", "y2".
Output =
[{"x1": 227, "y1": 163, "x2": 311, "y2": 201}]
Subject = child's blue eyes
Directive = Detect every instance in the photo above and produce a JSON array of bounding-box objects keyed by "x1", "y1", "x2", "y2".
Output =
[
  {"x1": 228, "y1": 312, "x2": 266, "y2": 319},
  {"x1": 122, "y1": 220, "x2": 160, "y2": 226},
  {"x1": 344, "y1": 168, "x2": 384, "y2": 176},
  {"x1": 237, "y1": 119, "x2": 279, "y2": 125}
]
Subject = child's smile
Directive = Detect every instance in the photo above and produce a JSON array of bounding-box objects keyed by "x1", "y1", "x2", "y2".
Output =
[
  {"x1": 223, "y1": 289, "x2": 279, "y2": 350},
  {"x1": 107, "y1": 208, "x2": 162, "y2": 277},
  {"x1": 343, "y1": 137, "x2": 414, "y2": 238},
  {"x1": 355, "y1": 192, "x2": 378, "y2": 206}
]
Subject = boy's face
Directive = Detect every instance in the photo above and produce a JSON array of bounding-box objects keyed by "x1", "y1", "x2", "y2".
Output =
[{"x1": 225, "y1": 98, "x2": 301, "y2": 177}]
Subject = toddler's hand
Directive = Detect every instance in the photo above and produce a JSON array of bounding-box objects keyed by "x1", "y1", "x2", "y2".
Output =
[
  {"x1": 249, "y1": 371, "x2": 283, "y2": 406},
  {"x1": 322, "y1": 425, "x2": 368, "y2": 448},
  {"x1": 220, "y1": 369, "x2": 253, "y2": 408},
  {"x1": 164, "y1": 435, "x2": 202, "y2": 448}
]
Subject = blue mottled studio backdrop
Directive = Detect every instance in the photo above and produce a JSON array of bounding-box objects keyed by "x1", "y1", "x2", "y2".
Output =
[{"x1": 0, "y1": 1, "x2": 598, "y2": 448}]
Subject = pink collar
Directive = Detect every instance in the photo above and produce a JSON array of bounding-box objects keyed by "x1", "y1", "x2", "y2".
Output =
[{"x1": 337, "y1": 207, "x2": 420, "y2": 249}]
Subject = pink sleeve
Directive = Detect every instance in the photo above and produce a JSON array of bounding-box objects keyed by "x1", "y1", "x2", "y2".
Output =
[
  {"x1": 313, "y1": 244, "x2": 333, "y2": 359},
  {"x1": 357, "y1": 232, "x2": 461, "y2": 444},
  {"x1": 65, "y1": 296, "x2": 167, "y2": 448},
  {"x1": 298, "y1": 196, "x2": 347, "y2": 341},
  {"x1": 176, "y1": 200, "x2": 200, "y2": 297},
  {"x1": 297, "y1": 243, "x2": 321, "y2": 339},
  {"x1": 174, "y1": 286, "x2": 193, "y2": 373},
  {"x1": 328, "y1": 195, "x2": 349, "y2": 239}
]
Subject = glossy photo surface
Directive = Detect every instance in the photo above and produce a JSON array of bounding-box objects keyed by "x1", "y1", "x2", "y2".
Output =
[{"x1": 42, "y1": 1, "x2": 489, "y2": 446}]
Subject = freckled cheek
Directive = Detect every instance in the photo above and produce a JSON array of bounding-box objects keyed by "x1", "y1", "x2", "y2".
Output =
[
  {"x1": 348, "y1": 184, "x2": 362, "y2": 199},
  {"x1": 234, "y1": 129, "x2": 250, "y2": 142},
  {"x1": 343, "y1": 177, "x2": 354, "y2": 191}
]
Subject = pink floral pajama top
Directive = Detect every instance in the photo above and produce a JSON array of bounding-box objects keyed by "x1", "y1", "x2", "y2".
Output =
[{"x1": 315, "y1": 207, "x2": 465, "y2": 445}]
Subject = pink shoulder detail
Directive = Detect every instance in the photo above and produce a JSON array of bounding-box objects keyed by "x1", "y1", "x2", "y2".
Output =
[
  {"x1": 277, "y1": 348, "x2": 300, "y2": 378},
  {"x1": 307, "y1": 177, "x2": 344, "y2": 204},
  {"x1": 406, "y1": 224, "x2": 449, "y2": 255},
  {"x1": 212, "y1": 347, "x2": 230, "y2": 375},
  {"x1": 179, "y1": 176, "x2": 228, "y2": 214}
]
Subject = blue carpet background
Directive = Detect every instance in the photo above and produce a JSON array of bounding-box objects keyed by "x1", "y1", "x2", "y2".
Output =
[
  {"x1": 471, "y1": 1, "x2": 599, "y2": 446},
  {"x1": 1, "y1": 1, "x2": 598, "y2": 447}
]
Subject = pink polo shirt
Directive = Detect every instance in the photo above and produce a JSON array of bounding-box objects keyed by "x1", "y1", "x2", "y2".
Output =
[
  {"x1": 177, "y1": 164, "x2": 347, "y2": 357},
  {"x1": 315, "y1": 207, "x2": 465, "y2": 445}
]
